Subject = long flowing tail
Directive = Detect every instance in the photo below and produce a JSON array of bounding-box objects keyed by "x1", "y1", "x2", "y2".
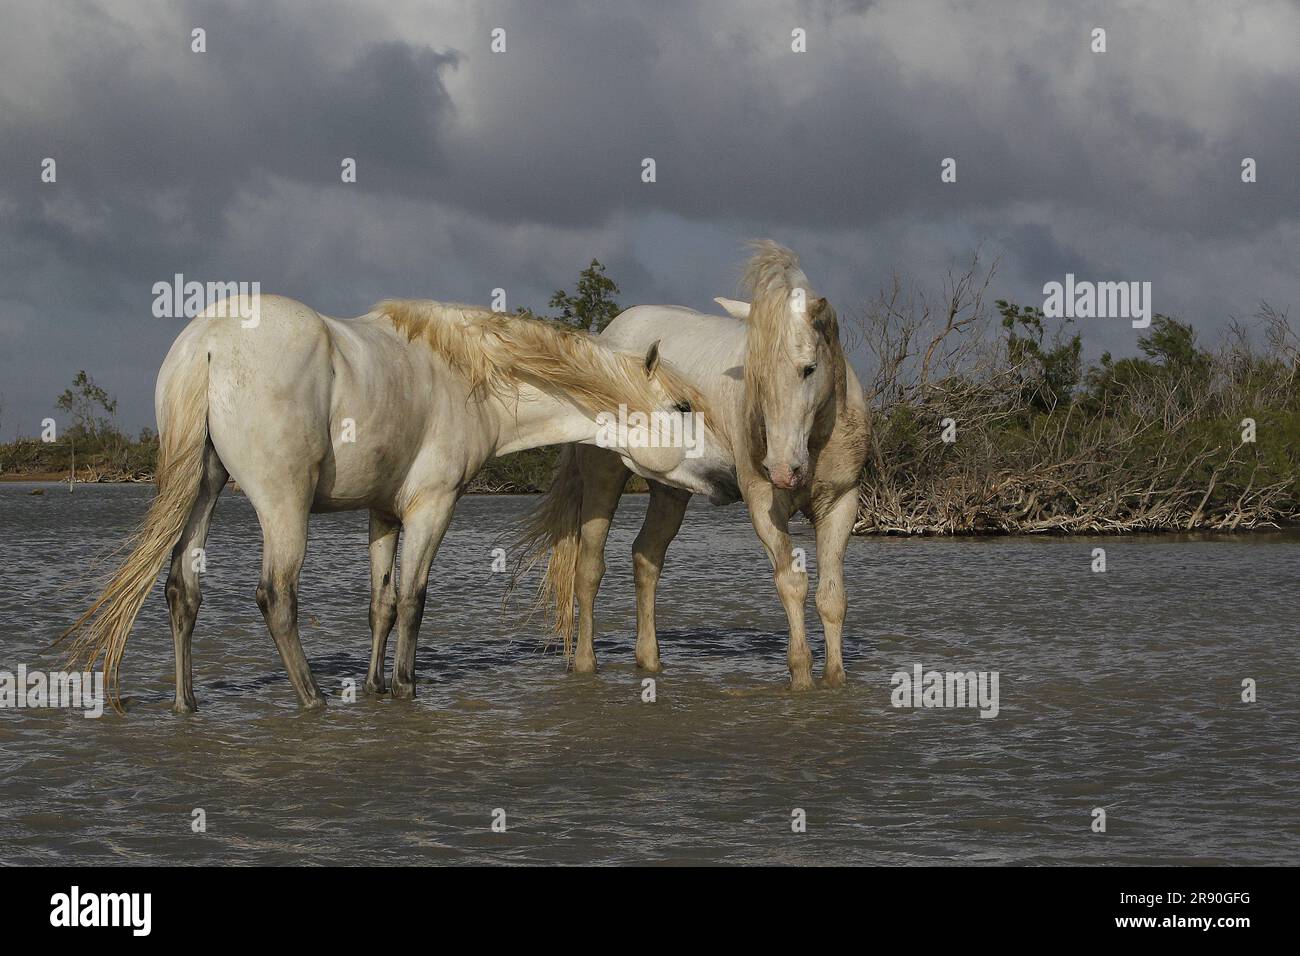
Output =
[
  {"x1": 59, "y1": 351, "x2": 210, "y2": 712},
  {"x1": 513, "y1": 444, "x2": 584, "y2": 658}
]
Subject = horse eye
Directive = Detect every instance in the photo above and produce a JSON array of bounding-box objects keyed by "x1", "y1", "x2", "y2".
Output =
[
  {"x1": 802, "y1": 364, "x2": 817, "y2": 379},
  {"x1": 675, "y1": 401, "x2": 692, "y2": 413}
]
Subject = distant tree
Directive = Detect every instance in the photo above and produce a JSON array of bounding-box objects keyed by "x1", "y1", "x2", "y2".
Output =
[
  {"x1": 1138, "y1": 315, "x2": 1211, "y2": 376},
  {"x1": 1082, "y1": 352, "x2": 1155, "y2": 410},
  {"x1": 56, "y1": 370, "x2": 119, "y2": 441},
  {"x1": 1082, "y1": 315, "x2": 1212, "y2": 413},
  {"x1": 997, "y1": 300, "x2": 1082, "y2": 412},
  {"x1": 549, "y1": 259, "x2": 622, "y2": 333}
]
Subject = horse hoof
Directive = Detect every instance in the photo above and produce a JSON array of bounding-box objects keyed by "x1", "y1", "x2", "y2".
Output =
[
  {"x1": 391, "y1": 681, "x2": 416, "y2": 700},
  {"x1": 823, "y1": 667, "x2": 846, "y2": 689},
  {"x1": 301, "y1": 695, "x2": 327, "y2": 711},
  {"x1": 172, "y1": 699, "x2": 198, "y2": 715},
  {"x1": 572, "y1": 658, "x2": 597, "y2": 675},
  {"x1": 636, "y1": 658, "x2": 663, "y2": 673},
  {"x1": 790, "y1": 671, "x2": 815, "y2": 692},
  {"x1": 363, "y1": 680, "x2": 387, "y2": 696}
]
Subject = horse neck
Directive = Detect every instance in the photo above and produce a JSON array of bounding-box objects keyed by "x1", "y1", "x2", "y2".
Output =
[
  {"x1": 824, "y1": 336, "x2": 851, "y2": 419},
  {"x1": 487, "y1": 382, "x2": 603, "y2": 456}
]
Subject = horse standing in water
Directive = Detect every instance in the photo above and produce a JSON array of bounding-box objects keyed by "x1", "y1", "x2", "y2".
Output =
[
  {"x1": 63, "y1": 294, "x2": 715, "y2": 713},
  {"x1": 519, "y1": 242, "x2": 869, "y2": 689}
]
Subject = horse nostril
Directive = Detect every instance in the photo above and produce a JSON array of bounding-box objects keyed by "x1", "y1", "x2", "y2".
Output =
[{"x1": 765, "y1": 463, "x2": 802, "y2": 489}]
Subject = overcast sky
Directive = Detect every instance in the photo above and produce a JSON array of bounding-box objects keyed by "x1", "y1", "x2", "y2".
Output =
[{"x1": 1, "y1": 0, "x2": 1297, "y2": 433}]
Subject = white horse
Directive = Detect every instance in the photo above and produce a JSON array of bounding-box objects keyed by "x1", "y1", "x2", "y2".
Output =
[
  {"x1": 519, "y1": 242, "x2": 869, "y2": 689},
  {"x1": 63, "y1": 294, "x2": 717, "y2": 713}
]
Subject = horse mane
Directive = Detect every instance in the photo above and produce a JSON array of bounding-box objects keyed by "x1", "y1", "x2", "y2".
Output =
[
  {"x1": 741, "y1": 241, "x2": 813, "y2": 396},
  {"x1": 739, "y1": 241, "x2": 849, "y2": 466},
  {"x1": 374, "y1": 298, "x2": 708, "y2": 421}
]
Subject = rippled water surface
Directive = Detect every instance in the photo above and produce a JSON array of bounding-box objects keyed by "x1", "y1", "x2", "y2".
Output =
[{"x1": 1, "y1": 483, "x2": 1297, "y2": 865}]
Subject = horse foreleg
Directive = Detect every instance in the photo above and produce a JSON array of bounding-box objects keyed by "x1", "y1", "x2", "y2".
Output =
[
  {"x1": 631, "y1": 482, "x2": 689, "y2": 672},
  {"x1": 573, "y1": 448, "x2": 629, "y2": 674},
  {"x1": 390, "y1": 495, "x2": 456, "y2": 700},
  {"x1": 813, "y1": 490, "x2": 858, "y2": 688},
  {"x1": 364, "y1": 512, "x2": 400, "y2": 695},
  {"x1": 745, "y1": 482, "x2": 812, "y2": 691},
  {"x1": 164, "y1": 442, "x2": 227, "y2": 714}
]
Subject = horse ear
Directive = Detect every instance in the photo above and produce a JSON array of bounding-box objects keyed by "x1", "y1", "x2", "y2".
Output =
[
  {"x1": 714, "y1": 297, "x2": 752, "y2": 320},
  {"x1": 808, "y1": 297, "x2": 829, "y2": 320},
  {"x1": 643, "y1": 340, "x2": 661, "y2": 376}
]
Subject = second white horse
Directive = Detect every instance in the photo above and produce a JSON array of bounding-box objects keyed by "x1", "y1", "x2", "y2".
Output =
[{"x1": 520, "y1": 242, "x2": 869, "y2": 689}]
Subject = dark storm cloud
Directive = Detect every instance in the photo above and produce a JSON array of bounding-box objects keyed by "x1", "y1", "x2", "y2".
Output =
[
  {"x1": 0, "y1": 0, "x2": 1296, "y2": 431},
  {"x1": 1, "y1": 4, "x2": 456, "y2": 272}
]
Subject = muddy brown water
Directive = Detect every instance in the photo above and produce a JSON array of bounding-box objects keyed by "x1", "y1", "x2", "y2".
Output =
[{"x1": 1, "y1": 483, "x2": 1297, "y2": 864}]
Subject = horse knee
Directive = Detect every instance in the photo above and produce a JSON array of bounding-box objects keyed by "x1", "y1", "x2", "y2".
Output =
[
  {"x1": 396, "y1": 585, "x2": 427, "y2": 626},
  {"x1": 775, "y1": 565, "x2": 808, "y2": 605},
  {"x1": 816, "y1": 579, "x2": 845, "y2": 626},
  {"x1": 631, "y1": 538, "x2": 663, "y2": 580},
  {"x1": 576, "y1": 553, "x2": 605, "y2": 597}
]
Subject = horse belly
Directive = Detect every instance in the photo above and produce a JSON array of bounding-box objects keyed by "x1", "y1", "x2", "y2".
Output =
[{"x1": 309, "y1": 407, "x2": 421, "y2": 512}]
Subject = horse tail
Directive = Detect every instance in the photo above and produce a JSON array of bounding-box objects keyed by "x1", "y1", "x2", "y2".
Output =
[
  {"x1": 59, "y1": 348, "x2": 211, "y2": 712},
  {"x1": 513, "y1": 444, "x2": 584, "y2": 659}
]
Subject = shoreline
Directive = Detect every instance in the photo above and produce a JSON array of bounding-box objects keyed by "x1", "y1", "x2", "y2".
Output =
[
  {"x1": 5, "y1": 476, "x2": 1295, "y2": 535},
  {"x1": 0, "y1": 476, "x2": 627, "y2": 496},
  {"x1": 1, "y1": 473, "x2": 149, "y2": 483}
]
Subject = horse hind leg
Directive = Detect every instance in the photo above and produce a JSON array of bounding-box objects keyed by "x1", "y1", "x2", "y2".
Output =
[
  {"x1": 250, "y1": 484, "x2": 325, "y2": 709},
  {"x1": 631, "y1": 482, "x2": 690, "y2": 672},
  {"x1": 364, "y1": 511, "x2": 400, "y2": 695},
  {"x1": 164, "y1": 440, "x2": 228, "y2": 714}
]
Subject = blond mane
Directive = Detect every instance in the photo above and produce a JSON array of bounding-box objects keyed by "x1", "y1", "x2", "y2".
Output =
[
  {"x1": 375, "y1": 299, "x2": 707, "y2": 421},
  {"x1": 740, "y1": 240, "x2": 810, "y2": 430},
  {"x1": 739, "y1": 241, "x2": 847, "y2": 467},
  {"x1": 741, "y1": 240, "x2": 813, "y2": 384}
]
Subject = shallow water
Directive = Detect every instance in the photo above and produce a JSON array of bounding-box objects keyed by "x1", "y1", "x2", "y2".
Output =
[{"x1": 0, "y1": 482, "x2": 1297, "y2": 865}]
